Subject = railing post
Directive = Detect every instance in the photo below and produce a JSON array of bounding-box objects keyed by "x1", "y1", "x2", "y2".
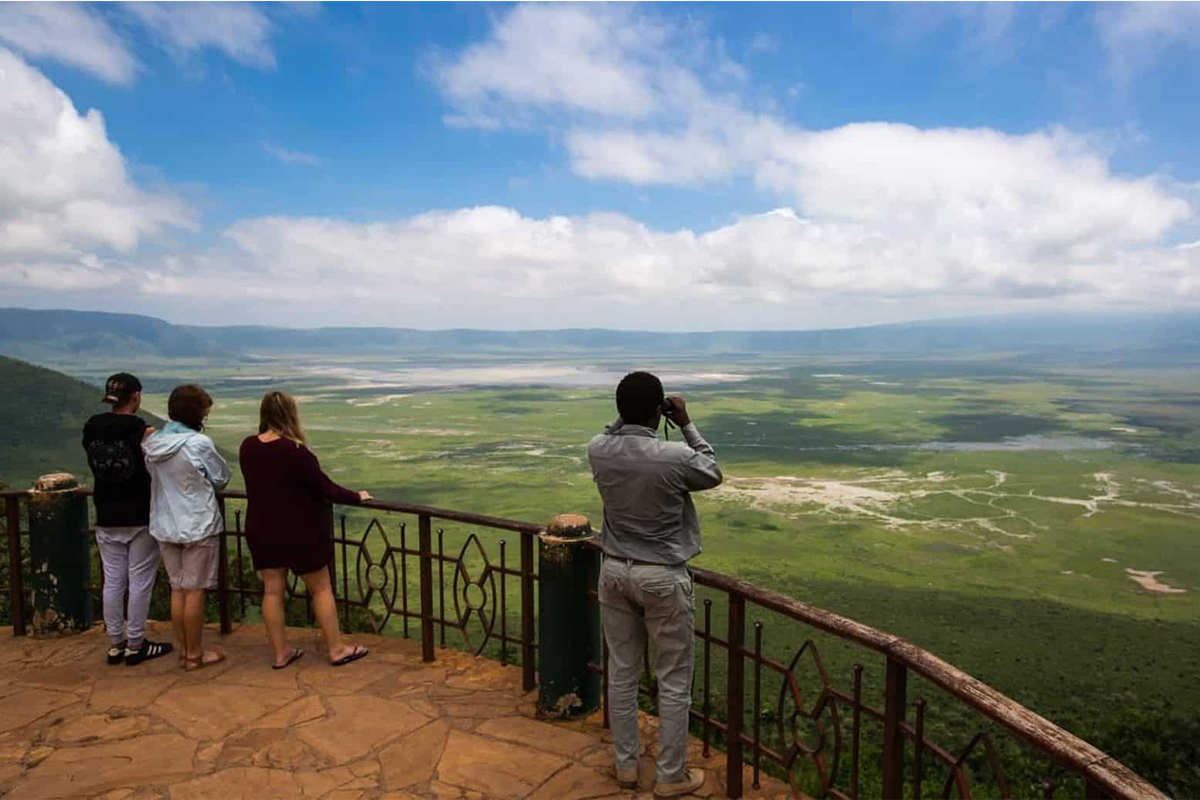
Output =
[
  {"x1": 726, "y1": 593, "x2": 745, "y2": 799},
  {"x1": 536, "y1": 514, "x2": 600, "y2": 718},
  {"x1": 27, "y1": 474, "x2": 91, "y2": 635},
  {"x1": 882, "y1": 655, "x2": 909, "y2": 800},
  {"x1": 216, "y1": 496, "x2": 231, "y2": 635},
  {"x1": 321, "y1": 501, "x2": 338, "y2": 621},
  {"x1": 6, "y1": 495, "x2": 26, "y2": 636},
  {"x1": 418, "y1": 513, "x2": 435, "y2": 662},
  {"x1": 520, "y1": 530, "x2": 535, "y2": 691}
]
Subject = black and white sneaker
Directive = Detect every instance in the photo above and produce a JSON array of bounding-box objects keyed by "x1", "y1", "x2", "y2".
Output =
[
  {"x1": 124, "y1": 640, "x2": 173, "y2": 666},
  {"x1": 107, "y1": 642, "x2": 126, "y2": 666}
]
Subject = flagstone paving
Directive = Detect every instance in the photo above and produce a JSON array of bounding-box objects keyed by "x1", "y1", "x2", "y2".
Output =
[{"x1": 0, "y1": 623, "x2": 792, "y2": 800}]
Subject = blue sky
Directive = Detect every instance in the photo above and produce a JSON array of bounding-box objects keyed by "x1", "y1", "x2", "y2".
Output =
[{"x1": 1, "y1": 2, "x2": 1198, "y2": 330}]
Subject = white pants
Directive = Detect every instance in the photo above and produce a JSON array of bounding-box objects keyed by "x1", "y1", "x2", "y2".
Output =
[{"x1": 95, "y1": 526, "x2": 160, "y2": 648}]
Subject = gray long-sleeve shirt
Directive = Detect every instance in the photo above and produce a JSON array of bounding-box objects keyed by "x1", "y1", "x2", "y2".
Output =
[{"x1": 587, "y1": 417, "x2": 723, "y2": 565}]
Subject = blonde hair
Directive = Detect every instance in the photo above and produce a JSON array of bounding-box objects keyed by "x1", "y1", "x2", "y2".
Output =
[{"x1": 259, "y1": 391, "x2": 306, "y2": 446}]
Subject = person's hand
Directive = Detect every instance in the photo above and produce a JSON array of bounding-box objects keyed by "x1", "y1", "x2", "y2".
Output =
[
  {"x1": 358, "y1": 491, "x2": 373, "y2": 502},
  {"x1": 663, "y1": 395, "x2": 690, "y2": 426}
]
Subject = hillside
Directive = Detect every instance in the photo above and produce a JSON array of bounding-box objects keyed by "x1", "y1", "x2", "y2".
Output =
[
  {"x1": 0, "y1": 356, "x2": 164, "y2": 489},
  {"x1": 0, "y1": 308, "x2": 231, "y2": 361}
]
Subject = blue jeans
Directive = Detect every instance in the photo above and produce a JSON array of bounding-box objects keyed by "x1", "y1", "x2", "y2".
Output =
[{"x1": 599, "y1": 558, "x2": 695, "y2": 784}]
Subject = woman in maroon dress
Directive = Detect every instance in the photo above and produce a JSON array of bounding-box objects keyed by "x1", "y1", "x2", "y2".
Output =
[{"x1": 240, "y1": 391, "x2": 372, "y2": 667}]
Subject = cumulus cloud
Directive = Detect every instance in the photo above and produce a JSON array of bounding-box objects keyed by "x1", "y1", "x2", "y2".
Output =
[
  {"x1": 0, "y1": 47, "x2": 193, "y2": 289},
  {"x1": 5, "y1": 4, "x2": 1199, "y2": 329},
  {"x1": 48, "y1": 200, "x2": 1192, "y2": 329},
  {"x1": 424, "y1": 3, "x2": 1198, "y2": 321},
  {"x1": 430, "y1": 4, "x2": 738, "y2": 130},
  {"x1": 0, "y1": 3, "x2": 136, "y2": 84}
]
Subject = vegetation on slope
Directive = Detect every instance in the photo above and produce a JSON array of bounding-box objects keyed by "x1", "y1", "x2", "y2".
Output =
[{"x1": 0, "y1": 355, "x2": 163, "y2": 489}]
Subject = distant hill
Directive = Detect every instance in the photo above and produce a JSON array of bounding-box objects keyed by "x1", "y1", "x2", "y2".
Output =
[
  {"x1": 0, "y1": 308, "x2": 231, "y2": 361},
  {"x1": 2, "y1": 306, "x2": 1198, "y2": 362},
  {"x1": 180, "y1": 312, "x2": 1200, "y2": 357},
  {"x1": 0, "y1": 355, "x2": 164, "y2": 489}
]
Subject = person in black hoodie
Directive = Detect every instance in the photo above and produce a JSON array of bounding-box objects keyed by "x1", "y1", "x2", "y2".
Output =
[{"x1": 82, "y1": 373, "x2": 173, "y2": 666}]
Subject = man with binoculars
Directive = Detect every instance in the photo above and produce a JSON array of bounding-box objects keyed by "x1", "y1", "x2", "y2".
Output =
[{"x1": 588, "y1": 371, "x2": 723, "y2": 798}]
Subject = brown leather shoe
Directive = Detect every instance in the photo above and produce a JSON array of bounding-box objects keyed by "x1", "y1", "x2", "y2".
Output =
[
  {"x1": 654, "y1": 767, "x2": 705, "y2": 798},
  {"x1": 615, "y1": 765, "x2": 638, "y2": 789}
]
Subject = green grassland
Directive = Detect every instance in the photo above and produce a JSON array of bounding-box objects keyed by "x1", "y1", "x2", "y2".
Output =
[{"x1": 5, "y1": 349, "x2": 1199, "y2": 796}]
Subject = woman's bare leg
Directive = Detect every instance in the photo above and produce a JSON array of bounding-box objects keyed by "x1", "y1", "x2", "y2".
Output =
[
  {"x1": 298, "y1": 567, "x2": 356, "y2": 662},
  {"x1": 170, "y1": 589, "x2": 187, "y2": 658},
  {"x1": 260, "y1": 568, "x2": 294, "y2": 665},
  {"x1": 182, "y1": 589, "x2": 222, "y2": 666}
]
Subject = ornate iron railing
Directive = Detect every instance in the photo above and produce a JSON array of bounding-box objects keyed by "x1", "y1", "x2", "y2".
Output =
[{"x1": 0, "y1": 487, "x2": 1168, "y2": 800}]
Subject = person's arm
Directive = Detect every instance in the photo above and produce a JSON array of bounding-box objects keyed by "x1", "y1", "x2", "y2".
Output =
[
  {"x1": 664, "y1": 396, "x2": 723, "y2": 491},
  {"x1": 193, "y1": 437, "x2": 231, "y2": 490},
  {"x1": 300, "y1": 447, "x2": 366, "y2": 506},
  {"x1": 604, "y1": 414, "x2": 625, "y2": 434},
  {"x1": 675, "y1": 423, "x2": 723, "y2": 490}
]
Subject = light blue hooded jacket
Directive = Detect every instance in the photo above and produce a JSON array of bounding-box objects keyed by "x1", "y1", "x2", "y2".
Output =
[{"x1": 143, "y1": 421, "x2": 231, "y2": 544}]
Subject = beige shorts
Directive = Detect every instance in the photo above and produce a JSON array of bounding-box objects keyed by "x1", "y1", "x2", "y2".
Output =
[{"x1": 159, "y1": 536, "x2": 220, "y2": 591}]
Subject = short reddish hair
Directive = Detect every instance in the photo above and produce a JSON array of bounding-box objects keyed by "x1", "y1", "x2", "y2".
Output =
[{"x1": 168, "y1": 385, "x2": 213, "y2": 431}]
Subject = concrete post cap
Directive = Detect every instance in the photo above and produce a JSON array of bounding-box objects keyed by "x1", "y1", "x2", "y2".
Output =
[
  {"x1": 34, "y1": 473, "x2": 79, "y2": 492},
  {"x1": 545, "y1": 514, "x2": 592, "y2": 540}
]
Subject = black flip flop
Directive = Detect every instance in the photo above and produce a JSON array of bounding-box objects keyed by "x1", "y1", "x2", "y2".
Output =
[
  {"x1": 272, "y1": 648, "x2": 304, "y2": 670},
  {"x1": 330, "y1": 645, "x2": 368, "y2": 667}
]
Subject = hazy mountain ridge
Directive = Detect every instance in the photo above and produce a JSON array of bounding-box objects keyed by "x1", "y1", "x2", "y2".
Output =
[
  {"x1": 0, "y1": 308, "x2": 232, "y2": 360},
  {"x1": 2, "y1": 307, "x2": 1198, "y2": 361}
]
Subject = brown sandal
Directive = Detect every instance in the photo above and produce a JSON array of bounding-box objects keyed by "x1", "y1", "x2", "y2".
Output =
[{"x1": 184, "y1": 651, "x2": 227, "y2": 671}]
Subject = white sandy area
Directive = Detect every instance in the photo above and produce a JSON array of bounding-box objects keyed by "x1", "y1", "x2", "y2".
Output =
[
  {"x1": 346, "y1": 394, "x2": 411, "y2": 407},
  {"x1": 304, "y1": 363, "x2": 747, "y2": 390},
  {"x1": 1125, "y1": 569, "x2": 1187, "y2": 594}
]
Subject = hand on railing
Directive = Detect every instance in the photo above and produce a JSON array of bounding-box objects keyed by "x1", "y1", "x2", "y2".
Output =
[{"x1": 358, "y1": 491, "x2": 373, "y2": 502}]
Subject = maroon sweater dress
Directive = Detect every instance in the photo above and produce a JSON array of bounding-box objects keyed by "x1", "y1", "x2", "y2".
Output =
[{"x1": 239, "y1": 437, "x2": 362, "y2": 575}]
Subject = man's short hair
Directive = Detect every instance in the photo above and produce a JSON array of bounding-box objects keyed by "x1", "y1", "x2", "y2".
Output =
[
  {"x1": 616, "y1": 371, "x2": 664, "y2": 426},
  {"x1": 168, "y1": 384, "x2": 213, "y2": 432}
]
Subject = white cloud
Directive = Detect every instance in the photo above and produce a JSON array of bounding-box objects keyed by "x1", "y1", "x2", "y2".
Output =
[
  {"x1": 124, "y1": 2, "x2": 276, "y2": 69},
  {"x1": 262, "y1": 141, "x2": 321, "y2": 166},
  {"x1": 0, "y1": 48, "x2": 193, "y2": 289},
  {"x1": 0, "y1": 3, "x2": 136, "y2": 85},
  {"x1": 431, "y1": 4, "x2": 728, "y2": 128},
  {"x1": 0, "y1": 2, "x2": 283, "y2": 85},
  {"x1": 423, "y1": 4, "x2": 1197, "y2": 322},
  {"x1": 44, "y1": 200, "x2": 1193, "y2": 329}
]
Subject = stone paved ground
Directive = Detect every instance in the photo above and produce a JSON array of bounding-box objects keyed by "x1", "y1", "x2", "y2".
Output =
[{"x1": 0, "y1": 623, "x2": 792, "y2": 800}]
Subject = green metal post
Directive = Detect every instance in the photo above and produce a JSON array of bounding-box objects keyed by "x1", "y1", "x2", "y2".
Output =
[
  {"x1": 28, "y1": 473, "x2": 92, "y2": 635},
  {"x1": 537, "y1": 514, "x2": 601, "y2": 718}
]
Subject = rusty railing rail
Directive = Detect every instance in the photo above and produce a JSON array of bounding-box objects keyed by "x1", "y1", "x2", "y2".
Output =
[{"x1": 0, "y1": 487, "x2": 1168, "y2": 800}]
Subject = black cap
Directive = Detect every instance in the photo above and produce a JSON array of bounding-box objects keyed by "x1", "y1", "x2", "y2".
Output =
[{"x1": 102, "y1": 373, "x2": 142, "y2": 404}]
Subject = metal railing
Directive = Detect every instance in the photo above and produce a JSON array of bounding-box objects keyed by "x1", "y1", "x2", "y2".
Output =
[{"x1": 0, "y1": 487, "x2": 1168, "y2": 800}]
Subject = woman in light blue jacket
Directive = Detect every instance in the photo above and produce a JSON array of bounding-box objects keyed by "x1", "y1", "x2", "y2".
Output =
[{"x1": 144, "y1": 384, "x2": 230, "y2": 671}]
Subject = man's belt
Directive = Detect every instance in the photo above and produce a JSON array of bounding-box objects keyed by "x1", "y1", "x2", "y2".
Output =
[{"x1": 606, "y1": 555, "x2": 684, "y2": 568}]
